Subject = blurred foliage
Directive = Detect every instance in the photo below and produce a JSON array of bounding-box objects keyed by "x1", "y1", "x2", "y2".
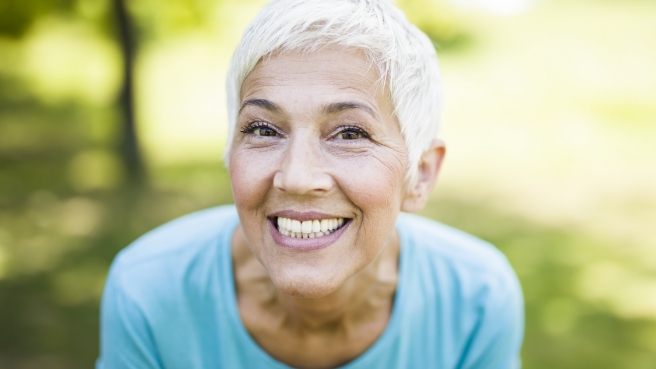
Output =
[
  {"x1": 1, "y1": 0, "x2": 656, "y2": 368},
  {"x1": 0, "y1": 0, "x2": 76, "y2": 38},
  {"x1": 399, "y1": 0, "x2": 474, "y2": 50}
]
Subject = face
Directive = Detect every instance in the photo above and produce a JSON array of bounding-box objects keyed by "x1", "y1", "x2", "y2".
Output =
[{"x1": 229, "y1": 47, "x2": 414, "y2": 298}]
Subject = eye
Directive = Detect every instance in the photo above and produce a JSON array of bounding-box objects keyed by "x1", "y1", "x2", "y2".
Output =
[
  {"x1": 240, "y1": 121, "x2": 280, "y2": 137},
  {"x1": 334, "y1": 125, "x2": 370, "y2": 140}
]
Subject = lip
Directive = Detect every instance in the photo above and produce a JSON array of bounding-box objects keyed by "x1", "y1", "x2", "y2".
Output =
[
  {"x1": 269, "y1": 210, "x2": 345, "y2": 221},
  {"x1": 268, "y1": 215, "x2": 352, "y2": 251}
]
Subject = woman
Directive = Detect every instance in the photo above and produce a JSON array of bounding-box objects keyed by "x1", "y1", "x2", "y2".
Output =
[{"x1": 97, "y1": 1, "x2": 523, "y2": 368}]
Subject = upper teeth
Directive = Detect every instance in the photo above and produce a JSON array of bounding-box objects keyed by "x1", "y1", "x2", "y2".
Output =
[{"x1": 277, "y1": 217, "x2": 345, "y2": 239}]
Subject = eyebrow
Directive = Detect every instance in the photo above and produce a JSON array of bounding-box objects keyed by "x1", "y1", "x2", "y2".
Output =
[
  {"x1": 239, "y1": 98, "x2": 282, "y2": 114},
  {"x1": 239, "y1": 98, "x2": 379, "y2": 119},
  {"x1": 323, "y1": 101, "x2": 379, "y2": 120}
]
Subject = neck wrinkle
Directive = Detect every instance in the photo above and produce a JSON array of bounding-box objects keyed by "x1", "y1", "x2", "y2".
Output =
[
  {"x1": 274, "y1": 233, "x2": 399, "y2": 333},
  {"x1": 233, "y1": 224, "x2": 400, "y2": 335}
]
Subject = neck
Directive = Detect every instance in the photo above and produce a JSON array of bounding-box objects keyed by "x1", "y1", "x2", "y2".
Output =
[
  {"x1": 232, "y1": 228, "x2": 400, "y2": 334},
  {"x1": 278, "y1": 249, "x2": 398, "y2": 331}
]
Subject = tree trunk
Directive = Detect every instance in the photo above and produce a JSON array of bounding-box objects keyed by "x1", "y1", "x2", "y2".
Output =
[{"x1": 113, "y1": 0, "x2": 145, "y2": 184}]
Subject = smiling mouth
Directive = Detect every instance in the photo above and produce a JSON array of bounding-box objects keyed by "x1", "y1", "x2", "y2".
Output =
[{"x1": 271, "y1": 216, "x2": 350, "y2": 239}]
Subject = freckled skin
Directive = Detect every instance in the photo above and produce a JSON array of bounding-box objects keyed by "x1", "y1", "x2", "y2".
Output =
[{"x1": 228, "y1": 47, "x2": 441, "y2": 368}]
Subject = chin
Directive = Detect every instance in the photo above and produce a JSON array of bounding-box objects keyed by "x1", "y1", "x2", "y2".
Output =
[{"x1": 271, "y1": 269, "x2": 346, "y2": 299}]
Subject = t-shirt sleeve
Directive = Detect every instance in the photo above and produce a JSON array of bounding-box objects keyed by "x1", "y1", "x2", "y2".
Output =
[
  {"x1": 458, "y1": 270, "x2": 524, "y2": 369},
  {"x1": 96, "y1": 265, "x2": 162, "y2": 369}
]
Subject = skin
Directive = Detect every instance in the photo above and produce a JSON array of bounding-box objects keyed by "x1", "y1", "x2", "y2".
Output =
[{"x1": 229, "y1": 46, "x2": 445, "y2": 369}]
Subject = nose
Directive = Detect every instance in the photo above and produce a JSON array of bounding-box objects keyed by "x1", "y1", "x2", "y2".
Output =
[{"x1": 273, "y1": 135, "x2": 333, "y2": 195}]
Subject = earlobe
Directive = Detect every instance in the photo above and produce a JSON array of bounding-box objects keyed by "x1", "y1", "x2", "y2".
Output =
[{"x1": 401, "y1": 139, "x2": 446, "y2": 213}]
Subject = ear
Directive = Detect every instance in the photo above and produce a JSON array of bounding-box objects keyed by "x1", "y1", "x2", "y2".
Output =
[{"x1": 401, "y1": 139, "x2": 446, "y2": 213}]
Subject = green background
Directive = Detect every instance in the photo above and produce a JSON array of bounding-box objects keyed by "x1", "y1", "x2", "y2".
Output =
[{"x1": 1, "y1": 0, "x2": 655, "y2": 368}]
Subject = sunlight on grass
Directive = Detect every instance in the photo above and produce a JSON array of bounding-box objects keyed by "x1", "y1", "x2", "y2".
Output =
[
  {"x1": 22, "y1": 16, "x2": 120, "y2": 105},
  {"x1": 0, "y1": 230, "x2": 9, "y2": 279},
  {"x1": 55, "y1": 197, "x2": 105, "y2": 237},
  {"x1": 137, "y1": 34, "x2": 228, "y2": 165},
  {"x1": 541, "y1": 297, "x2": 580, "y2": 336},
  {"x1": 3, "y1": 193, "x2": 104, "y2": 277},
  {"x1": 132, "y1": 1, "x2": 272, "y2": 166},
  {"x1": 437, "y1": 0, "x2": 656, "y2": 248},
  {"x1": 68, "y1": 149, "x2": 124, "y2": 191},
  {"x1": 450, "y1": 0, "x2": 536, "y2": 16},
  {"x1": 577, "y1": 261, "x2": 656, "y2": 320},
  {"x1": 52, "y1": 262, "x2": 106, "y2": 306}
]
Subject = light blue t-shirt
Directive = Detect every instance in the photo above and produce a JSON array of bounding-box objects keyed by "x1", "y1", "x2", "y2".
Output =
[{"x1": 97, "y1": 205, "x2": 523, "y2": 369}]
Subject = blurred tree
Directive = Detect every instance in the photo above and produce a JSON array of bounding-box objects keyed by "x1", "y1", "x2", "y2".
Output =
[
  {"x1": 0, "y1": 0, "x2": 74, "y2": 38},
  {"x1": 0, "y1": 0, "x2": 147, "y2": 183},
  {"x1": 128, "y1": 0, "x2": 220, "y2": 39},
  {"x1": 113, "y1": 0, "x2": 145, "y2": 184},
  {"x1": 398, "y1": 0, "x2": 472, "y2": 51}
]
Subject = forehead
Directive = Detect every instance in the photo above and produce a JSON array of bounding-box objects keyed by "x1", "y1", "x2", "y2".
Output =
[{"x1": 240, "y1": 47, "x2": 391, "y2": 114}]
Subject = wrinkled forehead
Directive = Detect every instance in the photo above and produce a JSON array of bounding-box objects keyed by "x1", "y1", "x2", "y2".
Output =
[
  {"x1": 239, "y1": 47, "x2": 393, "y2": 117},
  {"x1": 242, "y1": 46, "x2": 388, "y2": 97}
]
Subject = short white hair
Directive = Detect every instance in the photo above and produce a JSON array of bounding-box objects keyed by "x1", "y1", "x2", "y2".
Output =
[{"x1": 225, "y1": 0, "x2": 441, "y2": 183}]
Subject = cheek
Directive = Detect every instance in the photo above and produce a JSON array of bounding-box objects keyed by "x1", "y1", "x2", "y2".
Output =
[
  {"x1": 336, "y1": 154, "x2": 406, "y2": 260},
  {"x1": 348, "y1": 187, "x2": 400, "y2": 268},
  {"x1": 337, "y1": 153, "x2": 407, "y2": 210},
  {"x1": 229, "y1": 149, "x2": 275, "y2": 208}
]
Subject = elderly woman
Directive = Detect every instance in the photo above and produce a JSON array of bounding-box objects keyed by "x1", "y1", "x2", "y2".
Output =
[{"x1": 97, "y1": 0, "x2": 523, "y2": 368}]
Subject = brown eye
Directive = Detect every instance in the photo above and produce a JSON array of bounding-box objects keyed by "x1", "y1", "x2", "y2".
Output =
[
  {"x1": 240, "y1": 122, "x2": 280, "y2": 137},
  {"x1": 339, "y1": 130, "x2": 361, "y2": 140},
  {"x1": 253, "y1": 126, "x2": 277, "y2": 137},
  {"x1": 336, "y1": 126, "x2": 369, "y2": 140}
]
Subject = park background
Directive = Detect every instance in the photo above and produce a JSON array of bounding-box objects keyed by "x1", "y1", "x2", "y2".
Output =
[{"x1": 0, "y1": 0, "x2": 654, "y2": 368}]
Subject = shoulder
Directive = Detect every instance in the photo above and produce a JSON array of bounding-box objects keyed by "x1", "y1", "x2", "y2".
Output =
[
  {"x1": 99, "y1": 206, "x2": 240, "y2": 367},
  {"x1": 398, "y1": 213, "x2": 513, "y2": 273},
  {"x1": 397, "y1": 212, "x2": 521, "y2": 306},
  {"x1": 397, "y1": 213, "x2": 524, "y2": 367},
  {"x1": 107, "y1": 205, "x2": 238, "y2": 299},
  {"x1": 116, "y1": 205, "x2": 237, "y2": 265}
]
